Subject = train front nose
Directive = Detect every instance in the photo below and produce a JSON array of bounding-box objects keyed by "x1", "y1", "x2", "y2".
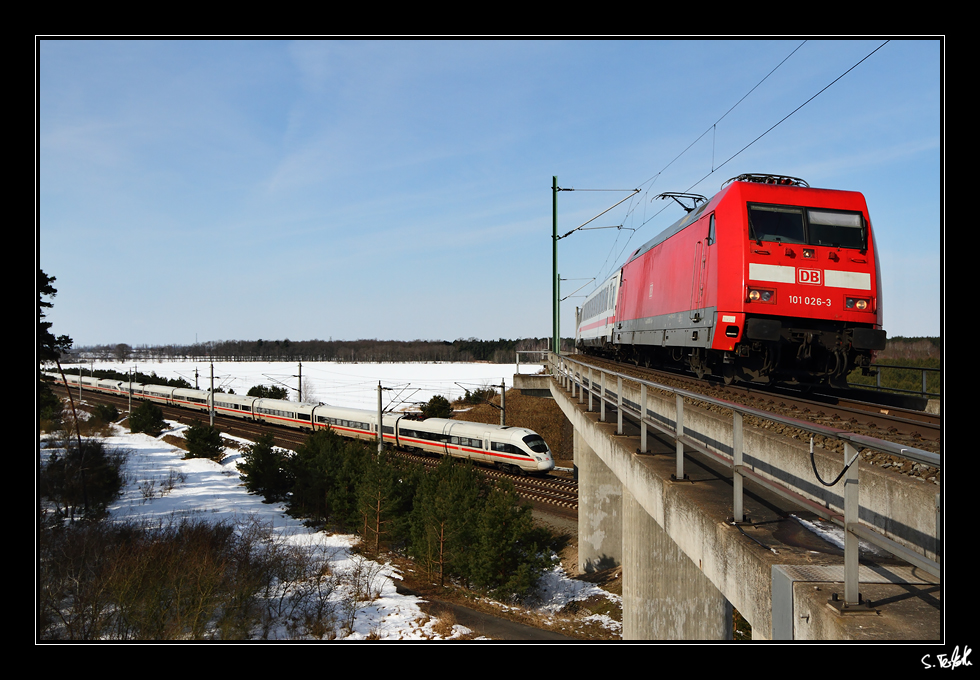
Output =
[
  {"x1": 534, "y1": 449, "x2": 554, "y2": 472},
  {"x1": 521, "y1": 433, "x2": 555, "y2": 472}
]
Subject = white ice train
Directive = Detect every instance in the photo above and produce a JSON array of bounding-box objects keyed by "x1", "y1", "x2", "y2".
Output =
[{"x1": 45, "y1": 372, "x2": 555, "y2": 476}]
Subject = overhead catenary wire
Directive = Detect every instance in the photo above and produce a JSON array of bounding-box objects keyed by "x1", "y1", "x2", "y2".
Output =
[
  {"x1": 560, "y1": 277, "x2": 596, "y2": 301},
  {"x1": 587, "y1": 40, "x2": 889, "y2": 289},
  {"x1": 683, "y1": 40, "x2": 890, "y2": 195},
  {"x1": 556, "y1": 188, "x2": 640, "y2": 240},
  {"x1": 585, "y1": 41, "x2": 808, "y2": 288},
  {"x1": 633, "y1": 40, "x2": 808, "y2": 194}
]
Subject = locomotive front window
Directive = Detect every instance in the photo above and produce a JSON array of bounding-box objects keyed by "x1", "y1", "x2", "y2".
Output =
[
  {"x1": 522, "y1": 435, "x2": 550, "y2": 453},
  {"x1": 748, "y1": 203, "x2": 867, "y2": 250},
  {"x1": 806, "y1": 209, "x2": 866, "y2": 250},
  {"x1": 748, "y1": 205, "x2": 805, "y2": 244}
]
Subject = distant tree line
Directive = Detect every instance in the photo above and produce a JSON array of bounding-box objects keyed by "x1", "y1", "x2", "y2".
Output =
[
  {"x1": 70, "y1": 337, "x2": 573, "y2": 364},
  {"x1": 69, "y1": 335, "x2": 935, "y2": 365},
  {"x1": 72, "y1": 368, "x2": 193, "y2": 388}
]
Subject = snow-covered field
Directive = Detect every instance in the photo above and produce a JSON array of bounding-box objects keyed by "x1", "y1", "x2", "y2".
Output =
[{"x1": 43, "y1": 360, "x2": 621, "y2": 641}]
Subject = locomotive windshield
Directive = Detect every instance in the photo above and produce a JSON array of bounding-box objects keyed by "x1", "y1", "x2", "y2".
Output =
[
  {"x1": 748, "y1": 204, "x2": 866, "y2": 250},
  {"x1": 522, "y1": 435, "x2": 550, "y2": 453},
  {"x1": 806, "y1": 209, "x2": 866, "y2": 249}
]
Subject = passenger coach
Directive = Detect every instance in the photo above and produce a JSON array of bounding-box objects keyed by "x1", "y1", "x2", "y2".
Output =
[{"x1": 41, "y1": 372, "x2": 556, "y2": 475}]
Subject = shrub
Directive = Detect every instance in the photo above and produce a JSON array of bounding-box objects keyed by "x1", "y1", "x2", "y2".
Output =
[
  {"x1": 457, "y1": 386, "x2": 497, "y2": 406},
  {"x1": 129, "y1": 402, "x2": 166, "y2": 437},
  {"x1": 38, "y1": 515, "x2": 346, "y2": 640},
  {"x1": 93, "y1": 403, "x2": 119, "y2": 424},
  {"x1": 39, "y1": 437, "x2": 126, "y2": 522},
  {"x1": 184, "y1": 422, "x2": 225, "y2": 462}
]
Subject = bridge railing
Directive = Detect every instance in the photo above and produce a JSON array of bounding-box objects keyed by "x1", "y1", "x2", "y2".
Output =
[
  {"x1": 516, "y1": 350, "x2": 548, "y2": 373},
  {"x1": 549, "y1": 353, "x2": 940, "y2": 610}
]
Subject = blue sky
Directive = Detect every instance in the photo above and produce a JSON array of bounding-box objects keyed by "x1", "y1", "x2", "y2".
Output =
[{"x1": 37, "y1": 39, "x2": 942, "y2": 347}]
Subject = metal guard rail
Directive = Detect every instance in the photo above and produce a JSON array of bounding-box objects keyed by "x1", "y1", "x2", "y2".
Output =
[{"x1": 549, "y1": 353, "x2": 940, "y2": 606}]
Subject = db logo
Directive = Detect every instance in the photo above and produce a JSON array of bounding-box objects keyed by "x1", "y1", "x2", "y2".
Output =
[{"x1": 798, "y1": 269, "x2": 822, "y2": 285}]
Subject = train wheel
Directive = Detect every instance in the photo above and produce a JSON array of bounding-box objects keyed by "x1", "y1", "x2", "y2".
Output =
[
  {"x1": 722, "y1": 364, "x2": 736, "y2": 385},
  {"x1": 691, "y1": 349, "x2": 706, "y2": 379}
]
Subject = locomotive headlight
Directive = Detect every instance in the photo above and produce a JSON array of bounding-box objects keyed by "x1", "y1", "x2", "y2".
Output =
[
  {"x1": 846, "y1": 297, "x2": 870, "y2": 311},
  {"x1": 747, "y1": 288, "x2": 775, "y2": 303}
]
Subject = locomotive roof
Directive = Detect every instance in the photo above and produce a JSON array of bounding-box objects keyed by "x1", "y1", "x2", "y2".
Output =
[
  {"x1": 623, "y1": 177, "x2": 863, "y2": 267},
  {"x1": 626, "y1": 188, "x2": 724, "y2": 265}
]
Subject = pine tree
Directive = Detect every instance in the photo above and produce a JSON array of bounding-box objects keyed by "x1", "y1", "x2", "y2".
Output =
[
  {"x1": 38, "y1": 269, "x2": 73, "y2": 429},
  {"x1": 184, "y1": 423, "x2": 225, "y2": 462},
  {"x1": 287, "y1": 429, "x2": 368, "y2": 529},
  {"x1": 129, "y1": 401, "x2": 166, "y2": 437},
  {"x1": 38, "y1": 270, "x2": 73, "y2": 363},
  {"x1": 356, "y1": 451, "x2": 417, "y2": 552},
  {"x1": 420, "y1": 394, "x2": 452, "y2": 419},
  {"x1": 246, "y1": 385, "x2": 288, "y2": 400},
  {"x1": 409, "y1": 458, "x2": 484, "y2": 585},
  {"x1": 470, "y1": 479, "x2": 556, "y2": 600},
  {"x1": 238, "y1": 434, "x2": 293, "y2": 502}
]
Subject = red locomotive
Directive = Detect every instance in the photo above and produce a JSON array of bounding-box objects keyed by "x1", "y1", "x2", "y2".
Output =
[{"x1": 575, "y1": 174, "x2": 886, "y2": 387}]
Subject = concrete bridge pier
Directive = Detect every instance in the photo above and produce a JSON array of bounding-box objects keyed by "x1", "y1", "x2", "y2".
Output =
[
  {"x1": 575, "y1": 430, "x2": 622, "y2": 573},
  {"x1": 577, "y1": 431, "x2": 732, "y2": 639},
  {"x1": 623, "y1": 486, "x2": 733, "y2": 640}
]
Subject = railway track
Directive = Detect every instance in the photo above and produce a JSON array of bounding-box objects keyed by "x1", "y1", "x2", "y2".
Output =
[
  {"x1": 562, "y1": 353, "x2": 941, "y2": 484},
  {"x1": 49, "y1": 385, "x2": 580, "y2": 512},
  {"x1": 395, "y1": 450, "x2": 578, "y2": 510},
  {"x1": 570, "y1": 353, "x2": 939, "y2": 446}
]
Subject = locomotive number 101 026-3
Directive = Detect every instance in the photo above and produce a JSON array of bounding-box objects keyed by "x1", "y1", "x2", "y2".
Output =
[{"x1": 788, "y1": 295, "x2": 832, "y2": 307}]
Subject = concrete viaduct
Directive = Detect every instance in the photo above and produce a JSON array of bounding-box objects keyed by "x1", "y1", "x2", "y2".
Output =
[{"x1": 516, "y1": 354, "x2": 941, "y2": 640}]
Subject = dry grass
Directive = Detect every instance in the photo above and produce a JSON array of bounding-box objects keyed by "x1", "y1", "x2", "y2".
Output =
[
  {"x1": 161, "y1": 433, "x2": 239, "y2": 453},
  {"x1": 427, "y1": 610, "x2": 461, "y2": 638},
  {"x1": 162, "y1": 434, "x2": 188, "y2": 451},
  {"x1": 387, "y1": 553, "x2": 622, "y2": 640},
  {"x1": 49, "y1": 401, "x2": 118, "y2": 439}
]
